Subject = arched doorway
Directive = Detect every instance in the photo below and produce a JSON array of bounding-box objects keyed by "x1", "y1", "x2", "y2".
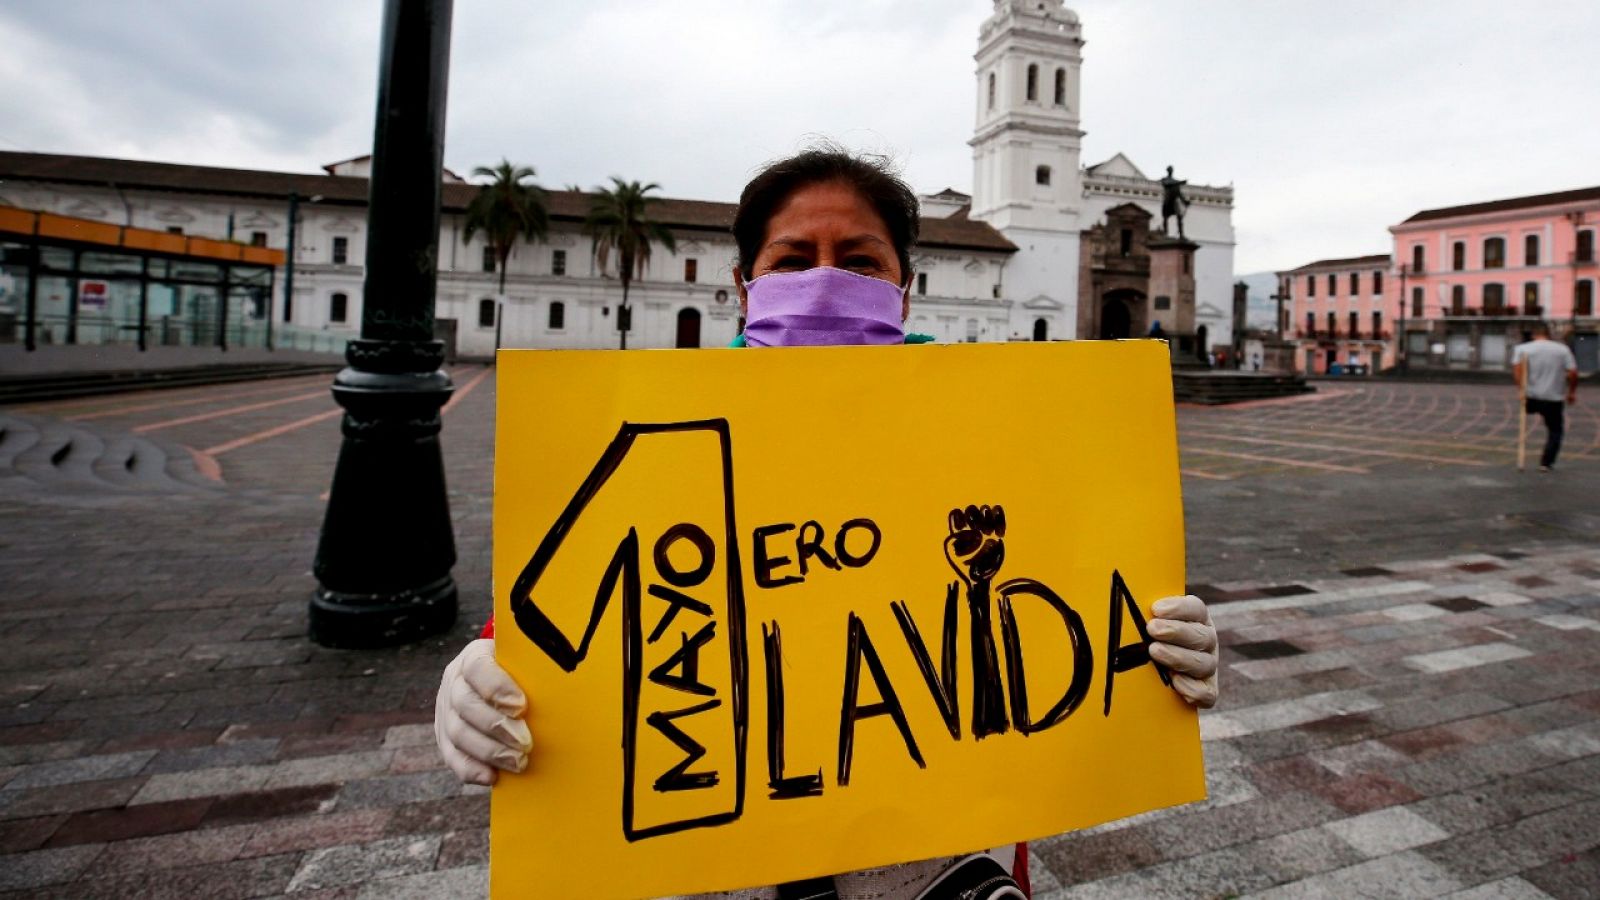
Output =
[
  {"x1": 1032, "y1": 318, "x2": 1048, "y2": 341},
  {"x1": 675, "y1": 307, "x2": 702, "y2": 348},
  {"x1": 1099, "y1": 292, "x2": 1136, "y2": 339},
  {"x1": 1196, "y1": 324, "x2": 1209, "y2": 362}
]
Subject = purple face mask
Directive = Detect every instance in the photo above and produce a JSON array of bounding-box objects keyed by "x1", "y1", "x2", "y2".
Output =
[{"x1": 742, "y1": 266, "x2": 906, "y2": 347}]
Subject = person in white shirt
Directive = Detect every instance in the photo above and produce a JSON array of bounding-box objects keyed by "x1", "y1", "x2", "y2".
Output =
[{"x1": 1511, "y1": 323, "x2": 1579, "y2": 472}]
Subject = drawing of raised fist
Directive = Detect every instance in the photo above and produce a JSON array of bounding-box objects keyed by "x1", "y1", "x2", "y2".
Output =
[{"x1": 944, "y1": 504, "x2": 1006, "y2": 586}]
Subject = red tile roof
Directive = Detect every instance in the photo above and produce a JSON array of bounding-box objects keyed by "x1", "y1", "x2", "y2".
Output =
[
  {"x1": 1285, "y1": 253, "x2": 1392, "y2": 272},
  {"x1": 0, "y1": 151, "x2": 1015, "y2": 253},
  {"x1": 1400, "y1": 186, "x2": 1600, "y2": 225}
]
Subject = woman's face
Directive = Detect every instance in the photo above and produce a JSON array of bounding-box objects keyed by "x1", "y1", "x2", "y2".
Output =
[{"x1": 737, "y1": 180, "x2": 909, "y2": 321}]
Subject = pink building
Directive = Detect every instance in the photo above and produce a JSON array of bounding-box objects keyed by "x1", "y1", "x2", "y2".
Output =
[
  {"x1": 1275, "y1": 254, "x2": 1393, "y2": 375},
  {"x1": 1390, "y1": 186, "x2": 1599, "y2": 373}
]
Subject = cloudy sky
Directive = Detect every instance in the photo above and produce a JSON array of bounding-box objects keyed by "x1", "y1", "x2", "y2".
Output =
[{"x1": 2, "y1": 0, "x2": 1596, "y2": 273}]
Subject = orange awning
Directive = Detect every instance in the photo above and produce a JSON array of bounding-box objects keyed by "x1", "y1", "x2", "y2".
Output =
[{"x1": 0, "y1": 204, "x2": 286, "y2": 266}]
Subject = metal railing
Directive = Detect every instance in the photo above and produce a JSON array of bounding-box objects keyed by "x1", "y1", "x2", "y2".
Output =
[{"x1": 273, "y1": 325, "x2": 351, "y2": 355}]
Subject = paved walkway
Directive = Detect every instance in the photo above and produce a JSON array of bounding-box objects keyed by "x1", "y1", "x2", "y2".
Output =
[
  {"x1": 0, "y1": 345, "x2": 341, "y2": 376},
  {"x1": 0, "y1": 374, "x2": 1596, "y2": 897}
]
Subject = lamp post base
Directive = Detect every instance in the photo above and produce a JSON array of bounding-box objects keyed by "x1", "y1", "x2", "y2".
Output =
[
  {"x1": 311, "y1": 343, "x2": 459, "y2": 649},
  {"x1": 310, "y1": 575, "x2": 457, "y2": 649}
]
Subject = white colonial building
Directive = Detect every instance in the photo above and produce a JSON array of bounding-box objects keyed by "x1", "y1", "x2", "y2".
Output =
[{"x1": 0, "y1": 0, "x2": 1234, "y2": 358}]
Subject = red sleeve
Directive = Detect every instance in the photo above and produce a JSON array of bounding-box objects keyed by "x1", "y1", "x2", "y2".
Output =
[
  {"x1": 1014, "y1": 842, "x2": 1031, "y2": 897},
  {"x1": 480, "y1": 616, "x2": 495, "y2": 639}
]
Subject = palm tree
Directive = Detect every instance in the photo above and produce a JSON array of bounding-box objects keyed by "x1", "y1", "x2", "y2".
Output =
[
  {"x1": 584, "y1": 177, "x2": 676, "y2": 349},
  {"x1": 462, "y1": 160, "x2": 549, "y2": 295}
]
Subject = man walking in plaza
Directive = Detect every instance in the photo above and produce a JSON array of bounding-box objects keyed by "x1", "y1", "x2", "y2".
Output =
[{"x1": 1512, "y1": 323, "x2": 1579, "y2": 472}]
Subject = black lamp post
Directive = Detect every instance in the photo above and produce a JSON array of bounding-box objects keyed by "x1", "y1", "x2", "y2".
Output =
[
  {"x1": 1397, "y1": 263, "x2": 1408, "y2": 373},
  {"x1": 310, "y1": 0, "x2": 458, "y2": 648}
]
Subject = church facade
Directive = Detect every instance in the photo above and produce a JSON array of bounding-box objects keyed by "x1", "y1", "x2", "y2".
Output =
[{"x1": 0, "y1": 1, "x2": 1234, "y2": 358}]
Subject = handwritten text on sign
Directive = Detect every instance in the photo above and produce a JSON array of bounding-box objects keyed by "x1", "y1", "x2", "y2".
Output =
[{"x1": 490, "y1": 341, "x2": 1205, "y2": 899}]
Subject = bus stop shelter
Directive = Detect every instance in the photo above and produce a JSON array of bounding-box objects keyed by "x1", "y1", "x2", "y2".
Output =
[{"x1": 0, "y1": 205, "x2": 284, "y2": 352}]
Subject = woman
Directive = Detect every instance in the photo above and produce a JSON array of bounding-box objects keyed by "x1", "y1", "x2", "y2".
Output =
[{"x1": 435, "y1": 147, "x2": 1220, "y2": 899}]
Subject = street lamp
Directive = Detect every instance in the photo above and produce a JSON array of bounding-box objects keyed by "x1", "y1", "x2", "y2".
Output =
[
  {"x1": 280, "y1": 191, "x2": 324, "y2": 347},
  {"x1": 1397, "y1": 263, "x2": 1408, "y2": 374},
  {"x1": 310, "y1": 0, "x2": 458, "y2": 648}
]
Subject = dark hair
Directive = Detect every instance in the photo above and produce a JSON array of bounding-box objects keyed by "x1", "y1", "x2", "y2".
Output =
[{"x1": 732, "y1": 146, "x2": 920, "y2": 283}]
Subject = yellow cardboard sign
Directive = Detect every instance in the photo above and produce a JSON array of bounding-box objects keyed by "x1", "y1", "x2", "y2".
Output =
[{"x1": 491, "y1": 341, "x2": 1204, "y2": 899}]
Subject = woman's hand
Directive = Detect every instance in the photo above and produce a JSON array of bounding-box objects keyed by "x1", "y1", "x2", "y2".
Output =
[
  {"x1": 1146, "y1": 595, "x2": 1219, "y2": 709},
  {"x1": 434, "y1": 638, "x2": 533, "y2": 786}
]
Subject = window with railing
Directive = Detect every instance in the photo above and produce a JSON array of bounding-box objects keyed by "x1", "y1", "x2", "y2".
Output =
[
  {"x1": 1372, "y1": 310, "x2": 1383, "y2": 337},
  {"x1": 1326, "y1": 311, "x2": 1337, "y2": 335},
  {"x1": 1524, "y1": 282, "x2": 1540, "y2": 315},
  {"x1": 1348, "y1": 311, "x2": 1360, "y2": 337},
  {"x1": 1450, "y1": 285, "x2": 1466, "y2": 315},
  {"x1": 1305, "y1": 312, "x2": 1315, "y2": 336},
  {"x1": 1578, "y1": 280, "x2": 1595, "y2": 316},
  {"x1": 1411, "y1": 286, "x2": 1423, "y2": 317},
  {"x1": 1483, "y1": 282, "x2": 1505, "y2": 313}
]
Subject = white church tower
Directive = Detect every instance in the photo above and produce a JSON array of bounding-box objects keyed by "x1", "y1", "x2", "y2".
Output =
[{"x1": 969, "y1": 0, "x2": 1086, "y2": 336}]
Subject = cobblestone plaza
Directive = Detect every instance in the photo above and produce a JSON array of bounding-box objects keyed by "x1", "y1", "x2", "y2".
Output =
[{"x1": 1, "y1": 375, "x2": 1598, "y2": 897}]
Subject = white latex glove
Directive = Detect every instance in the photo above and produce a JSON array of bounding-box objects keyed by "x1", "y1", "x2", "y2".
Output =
[
  {"x1": 434, "y1": 638, "x2": 533, "y2": 786},
  {"x1": 1146, "y1": 594, "x2": 1219, "y2": 709}
]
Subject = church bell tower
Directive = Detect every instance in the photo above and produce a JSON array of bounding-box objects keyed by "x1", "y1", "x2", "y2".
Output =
[
  {"x1": 969, "y1": 0, "x2": 1085, "y2": 232},
  {"x1": 970, "y1": 0, "x2": 1087, "y2": 336}
]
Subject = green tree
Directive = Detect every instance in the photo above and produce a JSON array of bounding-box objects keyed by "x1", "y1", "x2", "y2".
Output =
[
  {"x1": 584, "y1": 177, "x2": 677, "y2": 349},
  {"x1": 462, "y1": 160, "x2": 549, "y2": 295}
]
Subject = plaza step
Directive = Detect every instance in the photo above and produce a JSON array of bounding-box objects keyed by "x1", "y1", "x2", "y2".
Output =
[
  {"x1": 1172, "y1": 370, "x2": 1314, "y2": 405},
  {"x1": 0, "y1": 361, "x2": 340, "y2": 405},
  {"x1": 0, "y1": 414, "x2": 223, "y2": 493}
]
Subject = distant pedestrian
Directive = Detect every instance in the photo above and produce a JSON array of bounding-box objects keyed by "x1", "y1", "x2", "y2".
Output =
[{"x1": 1512, "y1": 323, "x2": 1578, "y2": 472}]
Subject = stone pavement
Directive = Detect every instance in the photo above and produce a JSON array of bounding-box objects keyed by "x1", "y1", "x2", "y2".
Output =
[
  {"x1": 0, "y1": 374, "x2": 1597, "y2": 898},
  {"x1": 0, "y1": 345, "x2": 341, "y2": 376},
  {"x1": 1032, "y1": 546, "x2": 1600, "y2": 899}
]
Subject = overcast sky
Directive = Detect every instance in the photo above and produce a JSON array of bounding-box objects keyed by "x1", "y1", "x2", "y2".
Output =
[{"x1": 2, "y1": 0, "x2": 1596, "y2": 273}]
